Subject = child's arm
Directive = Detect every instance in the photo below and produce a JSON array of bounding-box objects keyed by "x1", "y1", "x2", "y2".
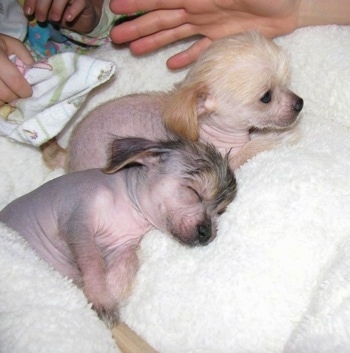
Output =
[{"x1": 0, "y1": 34, "x2": 34, "y2": 106}]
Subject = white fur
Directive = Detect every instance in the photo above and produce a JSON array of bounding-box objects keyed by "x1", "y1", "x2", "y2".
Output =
[{"x1": 1, "y1": 26, "x2": 350, "y2": 352}]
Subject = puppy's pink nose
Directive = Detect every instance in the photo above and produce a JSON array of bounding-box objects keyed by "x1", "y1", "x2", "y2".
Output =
[{"x1": 293, "y1": 97, "x2": 304, "y2": 112}]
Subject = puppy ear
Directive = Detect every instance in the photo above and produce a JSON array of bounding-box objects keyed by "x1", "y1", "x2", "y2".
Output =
[
  {"x1": 104, "y1": 137, "x2": 168, "y2": 174},
  {"x1": 164, "y1": 84, "x2": 208, "y2": 141}
]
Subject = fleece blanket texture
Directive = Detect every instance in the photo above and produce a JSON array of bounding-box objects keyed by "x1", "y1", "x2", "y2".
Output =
[{"x1": 1, "y1": 25, "x2": 350, "y2": 353}]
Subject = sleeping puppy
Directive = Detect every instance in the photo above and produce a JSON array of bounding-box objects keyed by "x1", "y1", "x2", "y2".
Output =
[
  {"x1": 45, "y1": 31, "x2": 303, "y2": 172},
  {"x1": 1, "y1": 137, "x2": 236, "y2": 326}
]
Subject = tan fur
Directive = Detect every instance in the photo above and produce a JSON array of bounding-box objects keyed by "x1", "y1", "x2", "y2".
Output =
[
  {"x1": 163, "y1": 84, "x2": 204, "y2": 140},
  {"x1": 41, "y1": 137, "x2": 66, "y2": 169}
]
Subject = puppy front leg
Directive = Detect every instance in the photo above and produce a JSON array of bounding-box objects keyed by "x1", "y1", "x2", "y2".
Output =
[
  {"x1": 64, "y1": 220, "x2": 118, "y2": 324},
  {"x1": 105, "y1": 246, "x2": 140, "y2": 322},
  {"x1": 231, "y1": 128, "x2": 300, "y2": 169}
]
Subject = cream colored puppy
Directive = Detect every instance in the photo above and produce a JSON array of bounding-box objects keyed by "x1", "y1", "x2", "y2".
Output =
[
  {"x1": 46, "y1": 32, "x2": 303, "y2": 171},
  {"x1": 164, "y1": 31, "x2": 303, "y2": 168}
]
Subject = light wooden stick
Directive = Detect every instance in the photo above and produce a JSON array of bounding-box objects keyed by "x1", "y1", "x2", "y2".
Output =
[{"x1": 112, "y1": 323, "x2": 159, "y2": 353}]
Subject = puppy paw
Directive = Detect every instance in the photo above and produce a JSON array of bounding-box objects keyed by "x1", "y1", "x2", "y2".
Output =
[
  {"x1": 271, "y1": 126, "x2": 301, "y2": 146},
  {"x1": 83, "y1": 285, "x2": 119, "y2": 326},
  {"x1": 95, "y1": 305, "x2": 120, "y2": 328},
  {"x1": 252, "y1": 125, "x2": 301, "y2": 146}
]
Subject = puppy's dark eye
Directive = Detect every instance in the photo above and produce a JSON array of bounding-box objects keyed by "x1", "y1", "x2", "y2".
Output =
[{"x1": 260, "y1": 90, "x2": 272, "y2": 104}]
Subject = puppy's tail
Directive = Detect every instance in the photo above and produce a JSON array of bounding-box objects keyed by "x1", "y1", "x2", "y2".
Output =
[{"x1": 40, "y1": 137, "x2": 66, "y2": 170}]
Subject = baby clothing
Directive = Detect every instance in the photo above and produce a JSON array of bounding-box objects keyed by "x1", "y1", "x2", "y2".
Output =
[
  {"x1": 0, "y1": 54, "x2": 115, "y2": 146},
  {"x1": 0, "y1": 0, "x2": 118, "y2": 146},
  {"x1": 0, "y1": 0, "x2": 28, "y2": 41}
]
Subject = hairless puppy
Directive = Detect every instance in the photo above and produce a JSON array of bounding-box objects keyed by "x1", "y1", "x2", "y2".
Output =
[
  {"x1": 44, "y1": 32, "x2": 303, "y2": 171},
  {"x1": 0, "y1": 137, "x2": 236, "y2": 325}
]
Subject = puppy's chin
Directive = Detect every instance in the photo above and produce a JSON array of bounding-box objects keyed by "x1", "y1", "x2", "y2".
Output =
[
  {"x1": 253, "y1": 112, "x2": 301, "y2": 132},
  {"x1": 273, "y1": 112, "x2": 302, "y2": 129}
]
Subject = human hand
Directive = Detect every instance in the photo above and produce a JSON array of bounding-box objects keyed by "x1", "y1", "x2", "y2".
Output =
[
  {"x1": 0, "y1": 34, "x2": 34, "y2": 106},
  {"x1": 110, "y1": 0, "x2": 300, "y2": 69},
  {"x1": 23, "y1": 0, "x2": 103, "y2": 34}
]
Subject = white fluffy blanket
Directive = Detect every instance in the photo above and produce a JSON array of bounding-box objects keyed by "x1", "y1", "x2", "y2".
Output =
[{"x1": 1, "y1": 25, "x2": 350, "y2": 353}]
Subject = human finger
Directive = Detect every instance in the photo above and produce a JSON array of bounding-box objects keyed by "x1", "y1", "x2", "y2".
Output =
[
  {"x1": 9, "y1": 41, "x2": 35, "y2": 65},
  {"x1": 30, "y1": 0, "x2": 53, "y2": 22},
  {"x1": 48, "y1": 0, "x2": 71, "y2": 22},
  {"x1": 0, "y1": 75, "x2": 29, "y2": 104},
  {"x1": 23, "y1": 0, "x2": 37, "y2": 16},
  {"x1": 125, "y1": 21, "x2": 201, "y2": 57},
  {"x1": 0, "y1": 60, "x2": 33, "y2": 101},
  {"x1": 166, "y1": 36, "x2": 212, "y2": 70},
  {"x1": 1, "y1": 35, "x2": 35, "y2": 65},
  {"x1": 0, "y1": 78, "x2": 18, "y2": 103},
  {"x1": 50, "y1": 0, "x2": 87, "y2": 22},
  {"x1": 110, "y1": 9, "x2": 188, "y2": 44},
  {"x1": 110, "y1": 0, "x2": 184, "y2": 15}
]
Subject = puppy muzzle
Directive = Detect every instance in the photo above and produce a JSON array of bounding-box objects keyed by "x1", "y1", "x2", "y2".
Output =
[{"x1": 197, "y1": 221, "x2": 213, "y2": 245}]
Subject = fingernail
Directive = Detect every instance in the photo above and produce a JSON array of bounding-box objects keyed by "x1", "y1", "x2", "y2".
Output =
[
  {"x1": 50, "y1": 13, "x2": 60, "y2": 22},
  {"x1": 65, "y1": 13, "x2": 73, "y2": 21},
  {"x1": 24, "y1": 5, "x2": 32, "y2": 15}
]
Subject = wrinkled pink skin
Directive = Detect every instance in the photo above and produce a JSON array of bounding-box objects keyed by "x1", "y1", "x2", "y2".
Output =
[
  {"x1": 67, "y1": 94, "x2": 171, "y2": 172},
  {"x1": 0, "y1": 170, "x2": 146, "y2": 324},
  {"x1": 0, "y1": 138, "x2": 235, "y2": 325}
]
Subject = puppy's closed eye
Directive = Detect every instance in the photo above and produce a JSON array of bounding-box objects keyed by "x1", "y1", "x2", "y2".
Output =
[
  {"x1": 187, "y1": 186, "x2": 203, "y2": 202},
  {"x1": 260, "y1": 90, "x2": 272, "y2": 104}
]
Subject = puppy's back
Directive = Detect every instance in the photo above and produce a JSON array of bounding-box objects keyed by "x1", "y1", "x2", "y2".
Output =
[{"x1": 67, "y1": 93, "x2": 169, "y2": 172}]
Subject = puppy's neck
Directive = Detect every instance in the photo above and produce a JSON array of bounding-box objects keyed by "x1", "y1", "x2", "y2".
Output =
[
  {"x1": 123, "y1": 168, "x2": 166, "y2": 233},
  {"x1": 199, "y1": 123, "x2": 250, "y2": 156},
  {"x1": 122, "y1": 169, "x2": 154, "y2": 231}
]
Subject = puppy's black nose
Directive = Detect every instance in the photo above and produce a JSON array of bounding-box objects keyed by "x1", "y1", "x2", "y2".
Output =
[
  {"x1": 293, "y1": 98, "x2": 304, "y2": 112},
  {"x1": 197, "y1": 222, "x2": 212, "y2": 245}
]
